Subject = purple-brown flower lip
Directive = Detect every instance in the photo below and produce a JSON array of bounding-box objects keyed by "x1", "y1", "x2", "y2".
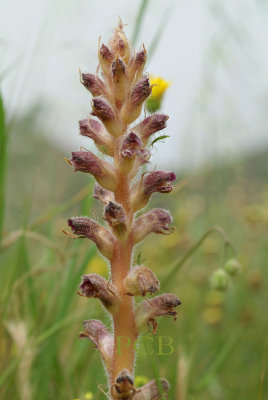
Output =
[
  {"x1": 144, "y1": 170, "x2": 176, "y2": 194},
  {"x1": 121, "y1": 132, "x2": 142, "y2": 158}
]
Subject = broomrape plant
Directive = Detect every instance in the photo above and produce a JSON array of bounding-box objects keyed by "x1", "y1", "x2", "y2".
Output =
[{"x1": 65, "y1": 20, "x2": 180, "y2": 399}]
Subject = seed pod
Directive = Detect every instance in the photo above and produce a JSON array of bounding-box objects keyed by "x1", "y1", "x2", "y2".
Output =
[
  {"x1": 131, "y1": 171, "x2": 176, "y2": 212},
  {"x1": 121, "y1": 76, "x2": 152, "y2": 124},
  {"x1": 68, "y1": 217, "x2": 115, "y2": 259},
  {"x1": 133, "y1": 378, "x2": 170, "y2": 400},
  {"x1": 111, "y1": 369, "x2": 135, "y2": 399},
  {"x1": 79, "y1": 118, "x2": 114, "y2": 156},
  {"x1": 133, "y1": 114, "x2": 169, "y2": 146},
  {"x1": 79, "y1": 320, "x2": 113, "y2": 370},
  {"x1": 98, "y1": 43, "x2": 114, "y2": 77},
  {"x1": 104, "y1": 201, "x2": 127, "y2": 237},
  {"x1": 93, "y1": 183, "x2": 114, "y2": 204},
  {"x1": 124, "y1": 265, "x2": 160, "y2": 296},
  {"x1": 224, "y1": 258, "x2": 241, "y2": 276},
  {"x1": 132, "y1": 209, "x2": 173, "y2": 244},
  {"x1": 135, "y1": 294, "x2": 181, "y2": 334},
  {"x1": 79, "y1": 273, "x2": 119, "y2": 313},
  {"x1": 210, "y1": 268, "x2": 229, "y2": 291},
  {"x1": 69, "y1": 151, "x2": 118, "y2": 191}
]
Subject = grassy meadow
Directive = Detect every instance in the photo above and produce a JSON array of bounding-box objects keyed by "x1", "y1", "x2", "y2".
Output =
[
  {"x1": 1, "y1": 1, "x2": 268, "y2": 398},
  {"x1": 0, "y1": 104, "x2": 267, "y2": 400}
]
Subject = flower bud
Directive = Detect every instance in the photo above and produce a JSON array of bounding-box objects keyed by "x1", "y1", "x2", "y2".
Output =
[
  {"x1": 79, "y1": 118, "x2": 114, "y2": 156},
  {"x1": 129, "y1": 47, "x2": 147, "y2": 83},
  {"x1": 104, "y1": 201, "x2": 127, "y2": 237},
  {"x1": 133, "y1": 114, "x2": 169, "y2": 146},
  {"x1": 81, "y1": 73, "x2": 104, "y2": 97},
  {"x1": 92, "y1": 96, "x2": 124, "y2": 136},
  {"x1": 79, "y1": 319, "x2": 113, "y2": 369},
  {"x1": 224, "y1": 258, "x2": 241, "y2": 276},
  {"x1": 69, "y1": 151, "x2": 118, "y2": 191},
  {"x1": 111, "y1": 369, "x2": 135, "y2": 399},
  {"x1": 210, "y1": 269, "x2": 229, "y2": 291},
  {"x1": 109, "y1": 20, "x2": 132, "y2": 63},
  {"x1": 112, "y1": 58, "x2": 127, "y2": 106},
  {"x1": 124, "y1": 265, "x2": 159, "y2": 296},
  {"x1": 117, "y1": 132, "x2": 143, "y2": 174},
  {"x1": 98, "y1": 43, "x2": 114, "y2": 76},
  {"x1": 129, "y1": 149, "x2": 151, "y2": 180},
  {"x1": 68, "y1": 217, "x2": 115, "y2": 259},
  {"x1": 121, "y1": 77, "x2": 152, "y2": 124},
  {"x1": 132, "y1": 209, "x2": 173, "y2": 244},
  {"x1": 93, "y1": 183, "x2": 114, "y2": 204},
  {"x1": 79, "y1": 273, "x2": 119, "y2": 313},
  {"x1": 133, "y1": 378, "x2": 170, "y2": 400},
  {"x1": 135, "y1": 294, "x2": 181, "y2": 334},
  {"x1": 131, "y1": 171, "x2": 176, "y2": 212}
]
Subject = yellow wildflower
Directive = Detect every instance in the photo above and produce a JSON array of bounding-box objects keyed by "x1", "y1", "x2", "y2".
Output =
[
  {"x1": 146, "y1": 75, "x2": 171, "y2": 113},
  {"x1": 86, "y1": 255, "x2": 107, "y2": 276},
  {"x1": 84, "y1": 392, "x2": 93, "y2": 400},
  {"x1": 135, "y1": 375, "x2": 150, "y2": 388}
]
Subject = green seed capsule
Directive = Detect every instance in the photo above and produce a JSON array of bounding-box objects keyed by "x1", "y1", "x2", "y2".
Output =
[
  {"x1": 210, "y1": 269, "x2": 229, "y2": 291},
  {"x1": 224, "y1": 258, "x2": 241, "y2": 276}
]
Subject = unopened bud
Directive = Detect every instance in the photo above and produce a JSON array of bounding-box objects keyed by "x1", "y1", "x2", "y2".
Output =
[
  {"x1": 92, "y1": 96, "x2": 116, "y2": 121},
  {"x1": 210, "y1": 268, "x2": 229, "y2": 291},
  {"x1": 92, "y1": 96, "x2": 124, "y2": 136},
  {"x1": 129, "y1": 47, "x2": 147, "y2": 83},
  {"x1": 111, "y1": 369, "x2": 135, "y2": 399},
  {"x1": 133, "y1": 378, "x2": 170, "y2": 400},
  {"x1": 131, "y1": 170, "x2": 176, "y2": 212},
  {"x1": 81, "y1": 73, "x2": 104, "y2": 97},
  {"x1": 135, "y1": 294, "x2": 181, "y2": 334},
  {"x1": 68, "y1": 217, "x2": 115, "y2": 259},
  {"x1": 98, "y1": 43, "x2": 114, "y2": 76},
  {"x1": 132, "y1": 209, "x2": 173, "y2": 244},
  {"x1": 69, "y1": 151, "x2": 118, "y2": 191},
  {"x1": 104, "y1": 201, "x2": 127, "y2": 237},
  {"x1": 79, "y1": 319, "x2": 113, "y2": 369},
  {"x1": 93, "y1": 183, "x2": 114, "y2": 204},
  {"x1": 79, "y1": 118, "x2": 114, "y2": 156},
  {"x1": 79, "y1": 273, "x2": 119, "y2": 313},
  {"x1": 109, "y1": 20, "x2": 132, "y2": 63},
  {"x1": 224, "y1": 258, "x2": 241, "y2": 276},
  {"x1": 121, "y1": 77, "x2": 152, "y2": 124},
  {"x1": 112, "y1": 58, "x2": 127, "y2": 106},
  {"x1": 133, "y1": 114, "x2": 169, "y2": 146},
  {"x1": 124, "y1": 265, "x2": 159, "y2": 296},
  {"x1": 118, "y1": 132, "x2": 143, "y2": 174}
]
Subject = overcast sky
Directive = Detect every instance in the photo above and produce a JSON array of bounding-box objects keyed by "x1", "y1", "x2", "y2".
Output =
[{"x1": 1, "y1": 0, "x2": 268, "y2": 169}]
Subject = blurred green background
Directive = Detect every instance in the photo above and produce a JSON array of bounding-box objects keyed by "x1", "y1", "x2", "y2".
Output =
[{"x1": 0, "y1": 1, "x2": 268, "y2": 399}]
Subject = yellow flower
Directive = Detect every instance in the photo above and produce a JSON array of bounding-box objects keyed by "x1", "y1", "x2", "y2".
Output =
[
  {"x1": 84, "y1": 392, "x2": 93, "y2": 399},
  {"x1": 149, "y1": 75, "x2": 171, "y2": 100},
  {"x1": 146, "y1": 75, "x2": 171, "y2": 113},
  {"x1": 135, "y1": 375, "x2": 149, "y2": 388},
  {"x1": 86, "y1": 255, "x2": 107, "y2": 276}
]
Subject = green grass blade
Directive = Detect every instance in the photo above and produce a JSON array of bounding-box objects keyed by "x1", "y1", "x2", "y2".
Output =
[
  {"x1": 0, "y1": 92, "x2": 7, "y2": 239},
  {"x1": 147, "y1": 5, "x2": 173, "y2": 61},
  {"x1": 192, "y1": 329, "x2": 242, "y2": 392},
  {"x1": 132, "y1": 0, "x2": 150, "y2": 45}
]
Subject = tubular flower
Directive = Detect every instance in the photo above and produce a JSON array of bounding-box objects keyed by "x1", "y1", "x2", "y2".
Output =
[
  {"x1": 64, "y1": 19, "x2": 179, "y2": 400},
  {"x1": 131, "y1": 170, "x2": 176, "y2": 211},
  {"x1": 135, "y1": 294, "x2": 181, "y2": 334}
]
